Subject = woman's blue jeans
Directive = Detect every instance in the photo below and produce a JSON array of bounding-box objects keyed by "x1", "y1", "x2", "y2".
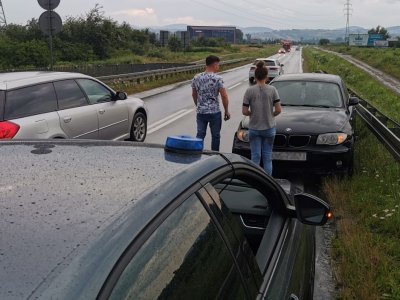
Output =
[
  {"x1": 196, "y1": 112, "x2": 222, "y2": 151},
  {"x1": 249, "y1": 127, "x2": 276, "y2": 175}
]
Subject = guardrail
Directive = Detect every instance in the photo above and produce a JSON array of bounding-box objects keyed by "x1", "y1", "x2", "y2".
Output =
[
  {"x1": 351, "y1": 90, "x2": 400, "y2": 161},
  {"x1": 97, "y1": 58, "x2": 251, "y2": 86}
]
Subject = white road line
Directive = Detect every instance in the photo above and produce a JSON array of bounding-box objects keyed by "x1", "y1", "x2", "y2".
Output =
[
  {"x1": 148, "y1": 109, "x2": 189, "y2": 130},
  {"x1": 228, "y1": 82, "x2": 242, "y2": 90},
  {"x1": 148, "y1": 109, "x2": 195, "y2": 134}
]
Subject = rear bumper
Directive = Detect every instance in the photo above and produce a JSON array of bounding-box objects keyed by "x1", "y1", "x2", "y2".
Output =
[{"x1": 232, "y1": 137, "x2": 353, "y2": 176}]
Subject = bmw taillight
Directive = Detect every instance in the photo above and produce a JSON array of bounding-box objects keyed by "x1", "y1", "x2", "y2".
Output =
[
  {"x1": 0, "y1": 121, "x2": 20, "y2": 139},
  {"x1": 269, "y1": 67, "x2": 278, "y2": 70}
]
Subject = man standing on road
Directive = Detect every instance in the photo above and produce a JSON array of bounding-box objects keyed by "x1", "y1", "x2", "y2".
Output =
[{"x1": 192, "y1": 55, "x2": 230, "y2": 151}]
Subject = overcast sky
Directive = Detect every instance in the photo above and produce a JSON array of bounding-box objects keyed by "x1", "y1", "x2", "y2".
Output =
[{"x1": 3, "y1": 0, "x2": 400, "y2": 30}]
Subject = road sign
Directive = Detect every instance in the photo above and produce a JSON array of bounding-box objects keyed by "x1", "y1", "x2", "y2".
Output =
[
  {"x1": 39, "y1": 11, "x2": 62, "y2": 36},
  {"x1": 38, "y1": 0, "x2": 60, "y2": 10}
]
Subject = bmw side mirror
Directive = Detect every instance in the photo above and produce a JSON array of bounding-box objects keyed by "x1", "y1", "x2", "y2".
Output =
[
  {"x1": 348, "y1": 96, "x2": 359, "y2": 106},
  {"x1": 294, "y1": 193, "x2": 332, "y2": 226},
  {"x1": 115, "y1": 91, "x2": 128, "y2": 100}
]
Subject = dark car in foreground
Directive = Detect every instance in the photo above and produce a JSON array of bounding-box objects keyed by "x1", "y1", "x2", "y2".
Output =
[
  {"x1": 233, "y1": 73, "x2": 359, "y2": 176},
  {"x1": 1, "y1": 139, "x2": 331, "y2": 300}
]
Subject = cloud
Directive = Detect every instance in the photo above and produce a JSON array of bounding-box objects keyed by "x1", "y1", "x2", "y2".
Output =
[
  {"x1": 162, "y1": 16, "x2": 230, "y2": 26},
  {"x1": 112, "y1": 8, "x2": 156, "y2": 18},
  {"x1": 111, "y1": 8, "x2": 158, "y2": 26}
]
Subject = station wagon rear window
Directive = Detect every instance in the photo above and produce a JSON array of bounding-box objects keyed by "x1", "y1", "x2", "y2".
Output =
[
  {"x1": 254, "y1": 60, "x2": 276, "y2": 66},
  {"x1": 5, "y1": 83, "x2": 57, "y2": 120},
  {"x1": 54, "y1": 80, "x2": 88, "y2": 110}
]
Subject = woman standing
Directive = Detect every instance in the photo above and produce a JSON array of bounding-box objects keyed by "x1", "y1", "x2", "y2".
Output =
[{"x1": 242, "y1": 61, "x2": 282, "y2": 175}]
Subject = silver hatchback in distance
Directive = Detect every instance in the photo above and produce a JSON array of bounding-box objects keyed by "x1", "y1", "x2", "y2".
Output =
[
  {"x1": 0, "y1": 72, "x2": 148, "y2": 141},
  {"x1": 249, "y1": 58, "x2": 284, "y2": 84}
]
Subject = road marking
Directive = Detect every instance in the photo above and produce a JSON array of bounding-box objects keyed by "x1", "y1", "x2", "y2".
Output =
[
  {"x1": 228, "y1": 82, "x2": 242, "y2": 90},
  {"x1": 148, "y1": 109, "x2": 195, "y2": 134},
  {"x1": 243, "y1": 79, "x2": 249, "y2": 83}
]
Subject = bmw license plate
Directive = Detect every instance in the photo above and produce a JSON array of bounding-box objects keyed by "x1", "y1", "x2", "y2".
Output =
[{"x1": 273, "y1": 152, "x2": 307, "y2": 161}]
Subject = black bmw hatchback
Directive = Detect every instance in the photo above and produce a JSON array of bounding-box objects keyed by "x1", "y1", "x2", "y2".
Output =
[
  {"x1": 1, "y1": 139, "x2": 331, "y2": 300},
  {"x1": 233, "y1": 73, "x2": 359, "y2": 176}
]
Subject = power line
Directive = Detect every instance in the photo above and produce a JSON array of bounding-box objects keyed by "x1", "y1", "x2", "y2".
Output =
[
  {"x1": 344, "y1": 0, "x2": 352, "y2": 43},
  {"x1": 0, "y1": 0, "x2": 7, "y2": 27},
  {"x1": 193, "y1": 0, "x2": 342, "y2": 29}
]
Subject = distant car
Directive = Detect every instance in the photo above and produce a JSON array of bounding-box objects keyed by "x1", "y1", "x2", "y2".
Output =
[
  {"x1": 0, "y1": 72, "x2": 148, "y2": 141},
  {"x1": 1, "y1": 138, "x2": 332, "y2": 300},
  {"x1": 249, "y1": 58, "x2": 284, "y2": 84},
  {"x1": 278, "y1": 48, "x2": 286, "y2": 54},
  {"x1": 295, "y1": 46, "x2": 300, "y2": 51},
  {"x1": 233, "y1": 73, "x2": 359, "y2": 176}
]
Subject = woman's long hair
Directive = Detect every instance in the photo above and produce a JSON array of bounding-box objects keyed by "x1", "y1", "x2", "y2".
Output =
[{"x1": 255, "y1": 61, "x2": 268, "y2": 81}]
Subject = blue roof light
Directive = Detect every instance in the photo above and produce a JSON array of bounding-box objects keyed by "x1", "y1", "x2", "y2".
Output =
[{"x1": 165, "y1": 135, "x2": 203, "y2": 154}]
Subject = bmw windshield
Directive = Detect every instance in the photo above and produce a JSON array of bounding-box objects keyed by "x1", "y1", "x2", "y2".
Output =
[{"x1": 271, "y1": 81, "x2": 344, "y2": 108}]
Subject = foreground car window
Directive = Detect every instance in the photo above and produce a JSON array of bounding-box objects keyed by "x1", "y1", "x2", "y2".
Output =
[
  {"x1": 213, "y1": 179, "x2": 272, "y2": 256},
  {"x1": 109, "y1": 194, "x2": 246, "y2": 300},
  {"x1": 54, "y1": 80, "x2": 88, "y2": 110},
  {"x1": 77, "y1": 79, "x2": 113, "y2": 104},
  {"x1": 5, "y1": 83, "x2": 57, "y2": 119},
  {"x1": 272, "y1": 81, "x2": 343, "y2": 107}
]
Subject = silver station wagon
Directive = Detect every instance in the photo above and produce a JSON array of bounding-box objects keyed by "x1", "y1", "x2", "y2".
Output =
[{"x1": 0, "y1": 72, "x2": 148, "y2": 141}]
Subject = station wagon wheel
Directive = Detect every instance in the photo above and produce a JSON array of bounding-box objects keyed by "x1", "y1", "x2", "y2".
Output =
[{"x1": 131, "y1": 112, "x2": 147, "y2": 142}]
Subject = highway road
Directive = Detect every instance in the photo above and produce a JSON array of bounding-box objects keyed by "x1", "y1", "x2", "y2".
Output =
[
  {"x1": 143, "y1": 50, "x2": 302, "y2": 152},
  {"x1": 137, "y1": 48, "x2": 335, "y2": 299}
]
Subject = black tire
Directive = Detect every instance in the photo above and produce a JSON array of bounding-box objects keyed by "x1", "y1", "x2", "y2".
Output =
[
  {"x1": 249, "y1": 77, "x2": 255, "y2": 84},
  {"x1": 130, "y1": 112, "x2": 147, "y2": 142}
]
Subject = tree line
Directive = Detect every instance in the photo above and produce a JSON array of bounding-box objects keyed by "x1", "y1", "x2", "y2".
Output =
[{"x1": 0, "y1": 5, "x2": 237, "y2": 69}]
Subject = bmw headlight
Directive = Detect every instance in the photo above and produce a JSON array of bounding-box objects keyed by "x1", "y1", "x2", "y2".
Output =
[
  {"x1": 316, "y1": 133, "x2": 347, "y2": 145},
  {"x1": 237, "y1": 129, "x2": 249, "y2": 142}
]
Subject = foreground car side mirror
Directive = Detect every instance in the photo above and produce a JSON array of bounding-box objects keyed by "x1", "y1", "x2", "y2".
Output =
[
  {"x1": 294, "y1": 193, "x2": 332, "y2": 226},
  {"x1": 348, "y1": 96, "x2": 359, "y2": 106},
  {"x1": 115, "y1": 91, "x2": 128, "y2": 100}
]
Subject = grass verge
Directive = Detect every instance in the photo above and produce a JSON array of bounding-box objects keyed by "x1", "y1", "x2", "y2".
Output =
[
  {"x1": 323, "y1": 121, "x2": 400, "y2": 299},
  {"x1": 303, "y1": 46, "x2": 400, "y2": 299},
  {"x1": 323, "y1": 46, "x2": 400, "y2": 82},
  {"x1": 302, "y1": 47, "x2": 400, "y2": 122}
]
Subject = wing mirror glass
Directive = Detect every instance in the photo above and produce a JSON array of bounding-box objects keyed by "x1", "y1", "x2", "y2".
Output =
[
  {"x1": 115, "y1": 91, "x2": 128, "y2": 100},
  {"x1": 348, "y1": 96, "x2": 359, "y2": 106},
  {"x1": 294, "y1": 193, "x2": 332, "y2": 226}
]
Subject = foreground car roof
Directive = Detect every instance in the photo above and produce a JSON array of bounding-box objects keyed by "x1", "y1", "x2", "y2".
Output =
[
  {"x1": 0, "y1": 71, "x2": 92, "y2": 90},
  {"x1": 271, "y1": 73, "x2": 342, "y2": 84},
  {"x1": 0, "y1": 140, "x2": 227, "y2": 299}
]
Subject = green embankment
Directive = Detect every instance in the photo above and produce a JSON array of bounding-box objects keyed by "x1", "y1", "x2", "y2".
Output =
[
  {"x1": 303, "y1": 47, "x2": 400, "y2": 300},
  {"x1": 324, "y1": 45, "x2": 400, "y2": 82},
  {"x1": 303, "y1": 47, "x2": 400, "y2": 122}
]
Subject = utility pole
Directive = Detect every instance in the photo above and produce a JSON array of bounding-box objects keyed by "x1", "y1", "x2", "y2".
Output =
[
  {"x1": 344, "y1": 0, "x2": 352, "y2": 44},
  {"x1": 0, "y1": 0, "x2": 7, "y2": 27}
]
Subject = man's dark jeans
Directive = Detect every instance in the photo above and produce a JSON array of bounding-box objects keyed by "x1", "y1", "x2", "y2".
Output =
[{"x1": 196, "y1": 112, "x2": 222, "y2": 151}]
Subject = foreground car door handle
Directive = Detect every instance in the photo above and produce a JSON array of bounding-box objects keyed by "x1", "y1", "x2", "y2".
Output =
[
  {"x1": 289, "y1": 294, "x2": 299, "y2": 300},
  {"x1": 99, "y1": 109, "x2": 105, "y2": 114},
  {"x1": 63, "y1": 116, "x2": 72, "y2": 123}
]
